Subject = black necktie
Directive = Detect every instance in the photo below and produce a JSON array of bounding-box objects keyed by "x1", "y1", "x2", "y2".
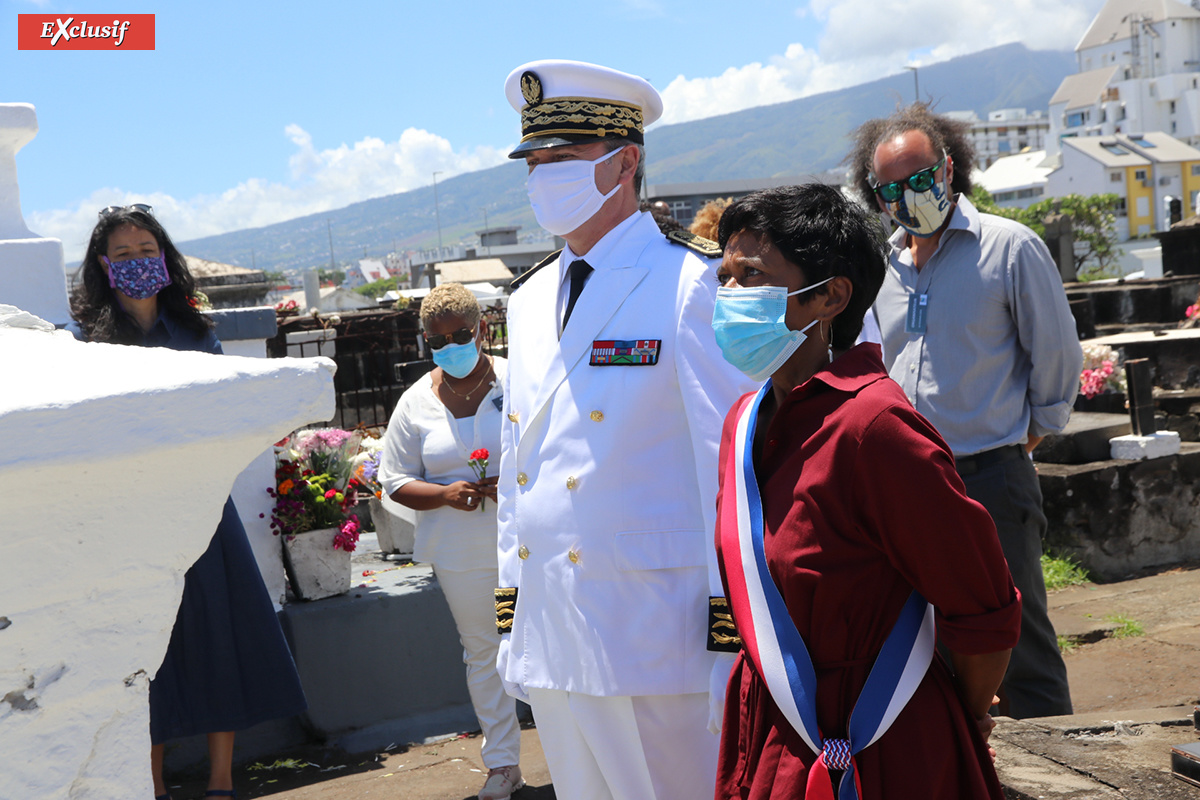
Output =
[{"x1": 562, "y1": 259, "x2": 593, "y2": 330}]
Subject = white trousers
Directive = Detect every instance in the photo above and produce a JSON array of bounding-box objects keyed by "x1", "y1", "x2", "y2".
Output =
[
  {"x1": 527, "y1": 688, "x2": 717, "y2": 800},
  {"x1": 434, "y1": 564, "x2": 523, "y2": 768}
]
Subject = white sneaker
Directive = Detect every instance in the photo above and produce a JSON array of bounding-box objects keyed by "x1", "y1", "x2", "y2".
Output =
[{"x1": 478, "y1": 765, "x2": 524, "y2": 800}]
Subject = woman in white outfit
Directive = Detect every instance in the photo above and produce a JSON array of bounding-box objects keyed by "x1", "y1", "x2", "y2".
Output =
[{"x1": 378, "y1": 283, "x2": 523, "y2": 800}]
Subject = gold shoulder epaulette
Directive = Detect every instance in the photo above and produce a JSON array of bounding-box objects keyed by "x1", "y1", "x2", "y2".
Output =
[
  {"x1": 707, "y1": 596, "x2": 741, "y2": 652},
  {"x1": 666, "y1": 229, "x2": 722, "y2": 258},
  {"x1": 509, "y1": 250, "x2": 561, "y2": 291}
]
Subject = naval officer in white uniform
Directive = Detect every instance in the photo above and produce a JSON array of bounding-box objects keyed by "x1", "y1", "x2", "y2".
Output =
[{"x1": 494, "y1": 60, "x2": 757, "y2": 800}]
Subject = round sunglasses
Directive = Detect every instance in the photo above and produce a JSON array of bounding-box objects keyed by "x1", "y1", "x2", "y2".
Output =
[{"x1": 869, "y1": 154, "x2": 946, "y2": 203}]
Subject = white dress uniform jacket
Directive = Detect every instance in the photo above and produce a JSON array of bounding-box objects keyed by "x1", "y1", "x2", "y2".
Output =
[{"x1": 497, "y1": 211, "x2": 755, "y2": 697}]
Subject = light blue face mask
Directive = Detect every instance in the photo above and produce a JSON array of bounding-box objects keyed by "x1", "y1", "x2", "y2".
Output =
[
  {"x1": 432, "y1": 340, "x2": 481, "y2": 379},
  {"x1": 711, "y1": 277, "x2": 833, "y2": 381}
]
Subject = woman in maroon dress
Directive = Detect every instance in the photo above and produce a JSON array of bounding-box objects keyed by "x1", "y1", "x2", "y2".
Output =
[{"x1": 709, "y1": 184, "x2": 1021, "y2": 799}]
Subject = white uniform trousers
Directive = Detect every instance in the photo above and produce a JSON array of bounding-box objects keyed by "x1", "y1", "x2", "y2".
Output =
[
  {"x1": 434, "y1": 565, "x2": 523, "y2": 768},
  {"x1": 527, "y1": 688, "x2": 717, "y2": 800}
]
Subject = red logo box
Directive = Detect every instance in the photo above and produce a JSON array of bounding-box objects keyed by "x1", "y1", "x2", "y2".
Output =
[{"x1": 17, "y1": 14, "x2": 155, "y2": 50}]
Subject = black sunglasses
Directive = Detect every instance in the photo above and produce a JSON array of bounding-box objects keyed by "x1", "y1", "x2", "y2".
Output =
[
  {"x1": 869, "y1": 154, "x2": 946, "y2": 203},
  {"x1": 424, "y1": 326, "x2": 476, "y2": 350},
  {"x1": 99, "y1": 203, "x2": 154, "y2": 218}
]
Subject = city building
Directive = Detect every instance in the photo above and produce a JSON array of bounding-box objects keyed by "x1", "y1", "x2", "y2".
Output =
[
  {"x1": 1045, "y1": 130, "x2": 1200, "y2": 237},
  {"x1": 645, "y1": 171, "x2": 846, "y2": 229},
  {"x1": 948, "y1": 109, "x2": 1051, "y2": 169},
  {"x1": 976, "y1": 151, "x2": 1055, "y2": 208},
  {"x1": 1047, "y1": 0, "x2": 1200, "y2": 158}
]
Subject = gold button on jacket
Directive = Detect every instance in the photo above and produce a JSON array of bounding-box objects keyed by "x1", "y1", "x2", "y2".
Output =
[
  {"x1": 590, "y1": 410, "x2": 604, "y2": 422},
  {"x1": 508, "y1": 412, "x2": 520, "y2": 423},
  {"x1": 566, "y1": 476, "x2": 578, "y2": 490},
  {"x1": 567, "y1": 548, "x2": 580, "y2": 564},
  {"x1": 517, "y1": 472, "x2": 528, "y2": 486},
  {"x1": 518, "y1": 545, "x2": 530, "y2": 560}
]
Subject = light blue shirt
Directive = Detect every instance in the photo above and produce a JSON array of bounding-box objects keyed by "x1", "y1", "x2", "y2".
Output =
[{"x1": 873, "y1": 195, "x2": 1083, "y2": 457}]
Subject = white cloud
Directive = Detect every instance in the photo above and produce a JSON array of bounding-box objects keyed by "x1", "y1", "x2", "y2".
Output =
[
  {"x1": 658, "y1": 0, "x2": 1104, "y2": 126},
  {"x1": 28, "y1": 126, "x2": 508, "y2": 262}
]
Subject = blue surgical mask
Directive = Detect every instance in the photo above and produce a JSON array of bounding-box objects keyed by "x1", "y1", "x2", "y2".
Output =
[
  {"x1": 711, "y1": 278, "x2": 833, "y2": 381},
  {"x1": 432, "y1": 340, "x2": 481, "y2": 379}
]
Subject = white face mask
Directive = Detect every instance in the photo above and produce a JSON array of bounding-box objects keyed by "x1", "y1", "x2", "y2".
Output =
[{"x1": 526, "y1": 146, "x2": 626, "y2": 236}]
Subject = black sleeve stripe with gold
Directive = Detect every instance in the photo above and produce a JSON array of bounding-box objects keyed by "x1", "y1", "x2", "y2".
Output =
[
  {"x1": 495, "y1": 587, "x2": 518, "y2": 634},
  {"x1": 708, "y1": 596, "x2": 741, "y2": 652},
  {"x1": 666, "y1": 229, "x2": 722, "y2": 258}
]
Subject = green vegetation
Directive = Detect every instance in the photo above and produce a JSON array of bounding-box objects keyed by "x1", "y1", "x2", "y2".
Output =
[
  {"x1": 1057, "y1": 634, "x2": 1079, "y2": 654},
  {"x1": 972, "y1": 188, "x2": 1123, "y2": 280},
  {"x1": 1041, "y1": 553, "x2": 1091, "y2": 591},
  {"x1": 1104, "y1": 614, "x2": 1145, "y2": 639},
  {"x1": 354, "y1": 276, "x2": 401, "y2": 297}
]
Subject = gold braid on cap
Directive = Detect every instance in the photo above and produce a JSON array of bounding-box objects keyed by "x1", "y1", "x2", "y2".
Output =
[{"x1": 521, "y1": 97, "x2": 645, "y2": 144}]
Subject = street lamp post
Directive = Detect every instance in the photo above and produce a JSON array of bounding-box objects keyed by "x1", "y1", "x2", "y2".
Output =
[
  {"x1": 431, "y1": 170, "x2": 444, "y2": 255},
  {"x1": 904, "y1": 66, "x2": 919, "y2": 102},
  {"x1": 481, "y1": 206, "x2": 490, "y2": 256}
]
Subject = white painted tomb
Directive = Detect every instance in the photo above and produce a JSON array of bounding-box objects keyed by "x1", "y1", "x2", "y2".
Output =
[
  {"x1": 0, "y1": 103, "x2": 71, "y2": 326},
  {"x1": 1110, "y1": 430, "x2": 1184, "y2": 461},
  {"x1": 0, "y1": 308, "x2": 336, "y2": 799}
]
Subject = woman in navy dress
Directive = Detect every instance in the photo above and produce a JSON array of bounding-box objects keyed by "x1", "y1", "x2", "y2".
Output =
[{"x1": 71, "y1": 205, "x2": 307, "y2": 800}]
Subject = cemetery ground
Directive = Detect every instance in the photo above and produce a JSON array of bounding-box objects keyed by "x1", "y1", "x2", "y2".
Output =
[{"x1": 154, "y1": 561, "x2": 1200, "y2": 800}]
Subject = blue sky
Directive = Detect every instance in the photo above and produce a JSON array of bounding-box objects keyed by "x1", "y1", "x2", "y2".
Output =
[{"x1": 3, "y1": 0, "x2": 1104, "y2": 259}]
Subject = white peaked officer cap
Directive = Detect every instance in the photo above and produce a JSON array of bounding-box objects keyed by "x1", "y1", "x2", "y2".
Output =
[{"x1": 504, "y1": 59, "x2": 663, "y2": 158}]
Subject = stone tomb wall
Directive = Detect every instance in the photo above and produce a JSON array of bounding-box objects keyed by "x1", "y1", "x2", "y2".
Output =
[{"x1": 0, "y1": 315, "x2": 335, "y2": 800}]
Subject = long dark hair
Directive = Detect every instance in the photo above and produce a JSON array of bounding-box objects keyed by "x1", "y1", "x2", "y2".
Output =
[{"x1": 70, "y1": 207, "x2": 211, "y2": 344}]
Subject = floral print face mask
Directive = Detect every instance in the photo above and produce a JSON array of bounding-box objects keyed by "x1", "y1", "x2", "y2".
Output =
[{"x1": 103, "y1": 252, "x2": 172, "y2": 299}]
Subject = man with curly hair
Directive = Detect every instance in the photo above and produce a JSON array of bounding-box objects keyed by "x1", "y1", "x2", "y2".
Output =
[{"x1": 847, "y1": 103, "x2": 1082, "y2": 720}]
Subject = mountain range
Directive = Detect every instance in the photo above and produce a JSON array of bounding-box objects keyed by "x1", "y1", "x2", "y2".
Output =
[{"x1": 178, "y1": 42, "x2": 1077, "y2": 274}]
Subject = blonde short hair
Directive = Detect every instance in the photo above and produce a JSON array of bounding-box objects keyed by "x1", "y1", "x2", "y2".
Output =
[{"x1": 420, "y1": 282, "x2": 482, "y2": 329}]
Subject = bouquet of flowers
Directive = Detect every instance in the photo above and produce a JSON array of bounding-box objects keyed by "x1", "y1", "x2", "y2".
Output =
[
  {"x1": 275, "y1": 298, "x2": 299, "y2": 316},
  {"x1": 350, "y1": 436, "x2": 385, "y2": 500},
  {"x1": 1079, "y1": 343, "x2": 1127, "y2": 399},
  {"x1": 268, "y1": 428, "x2": 365, "y2": 551},
  {"x1": 468, "y1": 448, "x2": 489, "y2": 512}
]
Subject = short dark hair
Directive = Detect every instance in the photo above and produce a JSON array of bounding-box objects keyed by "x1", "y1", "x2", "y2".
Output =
[
  {"x1": 717, "y1": 183, "x2": 887, "y2": 349},
  {"x1": 846, "y1": 102, "x2": 976, "y2": 206},
  {"x1": 70, "y1": 207, "x2": 211, "y2": 344}
]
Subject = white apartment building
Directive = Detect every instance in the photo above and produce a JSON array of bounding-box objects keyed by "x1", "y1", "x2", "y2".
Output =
[
  {"x1": 949, "y1": 109, "x2": 1051, "y2": 168},
  {"x1": 1047, "y1": 0, "x2": 1200, "y2": 158}
]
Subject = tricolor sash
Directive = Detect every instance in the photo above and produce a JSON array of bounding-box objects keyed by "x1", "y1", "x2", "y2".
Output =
[{"x1": 719, "y1": 383, "x2": 936, "y2": 800}]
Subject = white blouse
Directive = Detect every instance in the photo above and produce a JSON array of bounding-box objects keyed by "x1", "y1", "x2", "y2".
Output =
[{"x1": 378, "y1": 357, "x2": 506, "y2": 572}]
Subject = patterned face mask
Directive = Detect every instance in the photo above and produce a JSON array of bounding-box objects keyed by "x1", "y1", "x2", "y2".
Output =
[{"x1": 103, "y1": 252, "x2": 172, "y2": 299}]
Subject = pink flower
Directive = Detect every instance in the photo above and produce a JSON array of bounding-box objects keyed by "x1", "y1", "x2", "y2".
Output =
[{"x1": 1187, "y1": 304, "x2": 1198, "y2": 319}]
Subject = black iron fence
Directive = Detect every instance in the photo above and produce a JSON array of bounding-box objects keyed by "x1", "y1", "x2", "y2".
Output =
[{"x1": 267, "y1": 304, "x2": 509, "y2": 430}]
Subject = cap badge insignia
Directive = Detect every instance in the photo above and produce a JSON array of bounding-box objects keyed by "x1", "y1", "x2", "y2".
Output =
[{"x1": 520, "y1": 71, "x2": 543, "y2": 106}]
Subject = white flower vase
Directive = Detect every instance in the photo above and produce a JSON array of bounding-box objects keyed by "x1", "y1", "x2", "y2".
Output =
[
  {"x1": 368, "y1": 496, "x2": 415, "y2": 556},
  {"x1": 281, "y1": 527, "x2": 351, "y2": 601}
]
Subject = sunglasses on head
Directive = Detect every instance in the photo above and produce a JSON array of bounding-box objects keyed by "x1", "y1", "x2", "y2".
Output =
[
  {"x1": 424, "y1": 326, "x2": 476, "y2": 350},
  {"x1": 99, "y1": 203, "x2": 154, "y2": 218},
  {"x1": 869, "y1": 154, "x2": 946, "y2": 203}
]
